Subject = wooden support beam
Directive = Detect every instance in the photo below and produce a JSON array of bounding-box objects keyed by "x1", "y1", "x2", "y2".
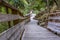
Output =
[
  {"x1": 46, "y1": 0, "x2": 50, "y2": 27},
  {"x1": 0, "y1": 0, "x2": 2, "y2": 3},
  {"x1": 0, "y1": 14, "x2": 23, "y2": 22},
  {"x1": 5, "y1": 7, "x2": 11, "y2": 28},
  {"x1": 12, "y1": 10, "x2": 19, "y2": 25},
  {"x1": 0, "y1": 0, "x2": 2, "y2": 12},
  {"x1": 0, "y1": 5, "x2": 1, "y2": 12}
]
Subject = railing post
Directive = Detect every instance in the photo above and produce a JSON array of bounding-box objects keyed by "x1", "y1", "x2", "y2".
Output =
[
  {"x1": 12, "y1": 10, "x2": 19, "y2": 25},
  {"x1": 6, "y1": 7, "x2": 11, "y2": 28},
  {"x1": 46, "y1": 0, "x2": 50, "y2": 27},
  {"x1": 0, "y1": 5, "x2": 1, "y2": 12},
  {"x1": 47, "y1": 0, "x2": 50, "y2": 13},
  {"x1": 0, "y1": 0, "x2": 2, "y2": 12},
  {"x1": 0, "y1": 0, "x2": 2, "y2": 3}
]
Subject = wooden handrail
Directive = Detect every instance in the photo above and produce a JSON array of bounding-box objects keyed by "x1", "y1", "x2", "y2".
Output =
[
  {"x1": 0, "y1": 0, "x2": 25, "y2": 26},
  {"x1": 0, "y1": 0, "x2": 30, "y2": 26},
  {"x1": 0, "y1": 0, "x2": 30, "y2": 40},
  {"x1": 0, "y1": 0, "x2": 1, "y2": 3},
  {"x1": 0, "y1": 14, "x2": 24, "y2": 22},
  {"x1": 0, "y1": 0, "x2": 24, "y2": 17}
]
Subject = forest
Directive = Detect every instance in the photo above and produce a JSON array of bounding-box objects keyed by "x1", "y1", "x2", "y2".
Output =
[{"x1": 0, "y1": 0, "x2": 60, "y2": 33}]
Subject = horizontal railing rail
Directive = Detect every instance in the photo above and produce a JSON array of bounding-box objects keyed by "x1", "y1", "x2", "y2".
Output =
[
  {"x1": 0, "y1": 14, "x2": 24, "y2": 22},
  {"x1": 0, "y1": 0, "x2": 30, "y2": 40}
]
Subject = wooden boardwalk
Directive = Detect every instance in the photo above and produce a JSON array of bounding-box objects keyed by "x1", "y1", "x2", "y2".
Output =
[{"x1": 22, "y1": 19, "x2": 60, "y2": 40}]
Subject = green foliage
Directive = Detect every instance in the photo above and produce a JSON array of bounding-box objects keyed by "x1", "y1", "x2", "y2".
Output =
[
  {"x1": 0, "y1": 0, "x2": 47, "y2": 33},
  {"x1": 6, "y1": 0, "x2": 46, "y2": 15},
  {"x1": 0, "y1": 0, "x2": 59, "y2": 33},
  {"x1": 0, "y1": 22, "x2": 8, "y2": 33},
  {"x1": 27, "y1": 0, "x2": 46, "y2": 10}
]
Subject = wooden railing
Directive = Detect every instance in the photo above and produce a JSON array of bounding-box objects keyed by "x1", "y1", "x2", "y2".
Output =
[
  {"x1": 34, "y1": 10, "x2": 60, "y2": 35},
  {"x1": 0, "y1": 0, "x2": 30, "y2": 40},
  {"x1": 34, "y1": 11, "x2": 48, "y2": 27},
  {"x1": 0, "y1": 0, "x2": 25, "y2": 28},
  {"x1": 0, "y1": 14, "x2": 30, "y2": 40},
  {"x1": 48, "y1": 11, "x2": 60, "y2": 35},
  {"x1": 0, "y1": 14, "x2": 24, "y2": 40}
]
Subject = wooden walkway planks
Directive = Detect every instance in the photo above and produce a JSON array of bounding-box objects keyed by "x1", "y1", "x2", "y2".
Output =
[
  {"x1": 22, "y1": 20, "x2": 60, "y2": 40},
  {"x1": 0, "y1": 22, "x2": 25, "y2": 40}
]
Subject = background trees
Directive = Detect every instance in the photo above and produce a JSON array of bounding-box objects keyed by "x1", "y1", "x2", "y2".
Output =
[{"x1": 4, "y1": 0, "x2": 46, "y2": 15}]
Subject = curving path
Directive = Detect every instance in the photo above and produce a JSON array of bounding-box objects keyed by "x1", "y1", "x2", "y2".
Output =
[{"x1": 22, "y1": 14, "x2": 60, "y2": 40}]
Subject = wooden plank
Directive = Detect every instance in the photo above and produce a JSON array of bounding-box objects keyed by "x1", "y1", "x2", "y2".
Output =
[
  {"x1": 0, "y1": 15, "x2": 30, "y2": 40},
  {"x1": 48, "y1": 22, "x2": 60, "y2": 34},
  {"x1": 49, "y1": 13, "x2": 60, "y2": 17},
  {"x1": 0, "y1": 21, "x2": 25, "y2": 40},
  {"x1": 0, "y1": 14, "x2": 24, "y2": 22},
  {"x1": 49, "y1": 16, "x2": 60, "y2": 23},
  {"x1": 0, "y1": 0, "x2": 1, "y2": 4},
  {"x1": 5, "y1": 7, "x2": 11, "y2": 28},
  {"x1": 48, "y1": 22, "x2": 60, "y2": 26},
  {"x1": 49, "y1": 19, "x2": 60, "y2": 23},
  {"x1": 49, "y1": 16, "x2": 60, "y2": 19},
  {"x1": 11, "y1": 10, "x2": 19, "y2": 25}
]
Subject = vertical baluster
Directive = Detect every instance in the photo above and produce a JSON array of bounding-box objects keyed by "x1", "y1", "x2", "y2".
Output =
[
  {"x1": 0, "y1": 3, "x2": 2, "y2": 12},
  {"x1": 5, "y1": 7, "x2": 11, "y2": 28},
  {"x1": 0, "y1": 6, "x2": 1, "y2": 12},
  {"x1": 12, "y1": 10, "x2": 19, "y2": 25},
  {"x1": 17, "y1": 12, "x2": 23, "y2": 22},
  {"x1": 0, "y1": 0, "x2": 2, "y2": 4},
  {"x1": 18, "y1": 11, "x2": 23, "y2": 17},
  {"x1": 0, "y1": 0, "x2": 2, "y2": 12}
]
